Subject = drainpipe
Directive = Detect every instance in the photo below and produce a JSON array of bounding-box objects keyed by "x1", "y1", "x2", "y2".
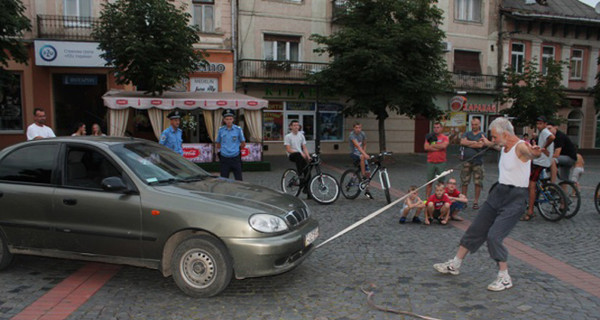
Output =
[
  {"x1": 497, "y1": 9, "x2": 504, "y2": 91},
  {"x1": 232, "y1": 0, "x2": 237, "y2": 91}
]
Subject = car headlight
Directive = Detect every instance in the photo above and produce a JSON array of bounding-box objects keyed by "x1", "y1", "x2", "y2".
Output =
[{"x1": 249, "y1": 214, "x2": 289, "y2": 233}]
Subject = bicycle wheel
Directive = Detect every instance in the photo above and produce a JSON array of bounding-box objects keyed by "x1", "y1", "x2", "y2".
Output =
[
  {"x1": 281, "y1": 169, "x2": 301, "y2": 197},
  {"x1": 558, "y1": 181, "x2": 580, "y2": 219},
  {"x1": 309, "y1": 173, "x2": 340, "y2": 205},
  {"x1": 380, "y1": 169, "x2": 391, "y2": 204},
  {"x1": 340, "y1": 169, "x2": 362, "y2": 199},
  {"x1": 535, "y1": 183, "x2": 567, "y2": 222},
  {"x1": 595, "y1": 182, "x2": 600, "y2": 214}
]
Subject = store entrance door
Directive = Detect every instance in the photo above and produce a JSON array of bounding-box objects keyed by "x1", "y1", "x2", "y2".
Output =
[{"x1": 53, "y1": 74, "x2": 107, "y2": 136}]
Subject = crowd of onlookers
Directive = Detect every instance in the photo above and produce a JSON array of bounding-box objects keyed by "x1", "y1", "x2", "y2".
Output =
[{"x1": 26, "y1": 107, "x2": 105, "y2": 141}]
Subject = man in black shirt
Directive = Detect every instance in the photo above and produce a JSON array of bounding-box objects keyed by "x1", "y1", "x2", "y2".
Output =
[{"x1": 547, "y1": 123, "x2": 577, "y2": 183}]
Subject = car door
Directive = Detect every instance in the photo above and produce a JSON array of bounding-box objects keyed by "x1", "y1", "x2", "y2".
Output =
[
  {"x1": 0, "y1": 143, "x2": 59, "y2": 249},
  {"x1": 51, "y1": 144, "x2": 143, "y2": 258}
]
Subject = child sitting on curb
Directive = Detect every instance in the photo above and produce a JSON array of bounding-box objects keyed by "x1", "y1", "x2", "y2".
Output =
[
  {"x1": 399, "y1": 185, "x2": 425, "y2": 224},
  {"x1": 426, "y1": 182, "x2": 452, "y2": 225}
]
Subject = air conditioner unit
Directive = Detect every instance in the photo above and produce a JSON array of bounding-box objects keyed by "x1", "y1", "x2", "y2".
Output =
[{"x1": 442, "y1": 41, "x2": 452, "y2": 52}]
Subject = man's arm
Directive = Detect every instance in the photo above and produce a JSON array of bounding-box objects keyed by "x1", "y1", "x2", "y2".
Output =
[
  {"x1": 301, "y1": 144, "x2": 311, "y2": 159},
  {"x1": 516, "y1": 141, "x2": 542, "y2": 161},
  {"x1": 480, "y1": 136, "x2": 501, "y2": 151},
  {"x1": 352, "y1": 138, "x2": 369, "y2": 158}
]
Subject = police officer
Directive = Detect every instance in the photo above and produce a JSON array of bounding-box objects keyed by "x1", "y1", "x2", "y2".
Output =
[
  {"x1": 159, "y1": 110, "x2": 183, "y2": 156},
  {"x1": 216, "y1": 109, "x2": 246, "y2": 180}
]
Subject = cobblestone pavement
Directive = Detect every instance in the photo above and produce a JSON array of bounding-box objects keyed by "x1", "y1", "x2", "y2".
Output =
[{"x1": 1, "y1": 152, "x2": 600, "y2": 320}]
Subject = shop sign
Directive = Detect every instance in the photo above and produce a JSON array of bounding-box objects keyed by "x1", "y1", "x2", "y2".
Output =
[
  {"x1": 264, "y1": 86, "x2": 317, "y2": 100},
  {"x1": 190, "y1": 77, "x2": 218, "y2": 92},
  {"x1": 463, "y1": 104, "x2": 497, "y2": 113},
  {"x1": 34, "y1": 40, "x2": 107, "y2": 67},
  {"x1": 215, "y1": 143, "x2": 262, "y2": 162},
  {"x1": 63, "y1": 75, "x2": 98, "y2": 86},
  {"x1": 450, "y1": 96, "x2": 467, "y2": 112},
  {"x1": 183, "y1": 143, "x2": 213, "y2": 163}
]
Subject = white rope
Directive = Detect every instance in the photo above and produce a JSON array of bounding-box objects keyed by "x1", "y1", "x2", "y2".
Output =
[{"x1": 315, "y1": 169, "x2": 454, "y2": 249}]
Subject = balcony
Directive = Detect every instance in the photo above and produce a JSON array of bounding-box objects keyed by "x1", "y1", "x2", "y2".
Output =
[
  {"x1": 238, "y1": 59, "x2": 329, "y2": 82},
  {"x1": 332, "y1": 0, "x2": 349, "y2": 21},
  {"x1": 452, "y1": 73, "x2": 499, "y2": 92},
  {"x1": 37, "y1": 15, "x2": 99, "y2": 41}
]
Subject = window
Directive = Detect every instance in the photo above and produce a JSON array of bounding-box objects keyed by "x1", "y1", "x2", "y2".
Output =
[
  {"x1": 541, "y1": 46, "x2": 555, "y2": 75},
  {"x1": 570, "y1": 49, "x2": 584, "y2": 80},
  {"x1": 193, "y1": 0, "x2": 214, "y2": 33},
  {"x1": 453, "y1": 50, "x2": 481, "y2": 74},
  {"x1": 64, "y1": 0, "x2": 91, "y2": 17},
  {"x1": 0, "y1": 144, "x2": 59, "y2": 184},
  {"x1": 263, "y1": 102, "x2": 284, "y2": 141},
  {"x1": 65, "y1": 147, "x2": 121, "y2": 189},
  {"x1": 567, "y1": 110, "x2": 582, "y2": 146},
  {"x1": 0, "y1": 73, "x2": 24, "y2": 132},
  {"x1": 264, "y1": 34, "x2": 300, "y2": 61},
  {"x1": 511, "y1": 43, "x2": 525, "y2": 74},
  {"x1": 455, "y1": 0, "x2": 481, "y2": 22},
  {"x1": 318, "y1": 103, "x2": 344, "y2": 141}
]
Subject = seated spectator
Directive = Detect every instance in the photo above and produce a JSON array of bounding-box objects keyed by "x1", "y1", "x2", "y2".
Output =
[
  {"x1": 399, "y1": 185, "x2": 425, "y2": 224},
  {"x1": 426, "y1": 182, "x2": 451, "y2": 225},
  {"x1": 71, "y1": 122, "x2": 86, "y2": 136},
  {"x1": 445, "y1": 178, "x2": 468, "y2": 221}
]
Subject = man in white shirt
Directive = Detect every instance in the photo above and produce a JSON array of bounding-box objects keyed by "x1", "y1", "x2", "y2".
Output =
[
  {"x1": 524, "y1": 116, "x2": 555, "y2": 220},
  {"x1": 284, "y1": 120, "x2": 311, "y2": 179},
  {"x1": 26, "y1": 108, "x2": 56, "y2": 140}
]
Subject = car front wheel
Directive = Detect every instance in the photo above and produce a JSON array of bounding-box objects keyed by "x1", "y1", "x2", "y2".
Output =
[
  {"x1": 0, "y1": 231, "x2": 14, "y2": 270},
  {"x1": 171, "y1": 236, "x2": 233, "y2": 297}
]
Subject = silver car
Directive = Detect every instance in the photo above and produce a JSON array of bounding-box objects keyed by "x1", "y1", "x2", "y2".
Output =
[{"x1": 0, "y1": 137, "x2": 319, "y2": 297}]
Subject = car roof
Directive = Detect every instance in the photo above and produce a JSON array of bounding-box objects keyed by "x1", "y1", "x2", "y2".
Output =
[{"x1": 1, "y1": 136, "x2": 152, "y2": 153}]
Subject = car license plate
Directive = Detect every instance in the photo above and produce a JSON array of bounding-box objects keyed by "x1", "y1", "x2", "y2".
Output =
[{"x1": 304, "y1": 227, "x2": 319, "y2": 247}]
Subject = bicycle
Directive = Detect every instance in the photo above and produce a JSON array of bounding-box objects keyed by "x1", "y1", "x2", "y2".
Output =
[
  {"x1": 594, "y1": 182, "x2": 600, "y2": 214},
  {"x1": 339, "y1": 152, "x2": 393, "y2": 204},
  {"x1": 553, "y1": 167, "x2": 581, "y2": 219},
  {"x1": 280, "y1": 153, "x2": 340, "y2": 205}
]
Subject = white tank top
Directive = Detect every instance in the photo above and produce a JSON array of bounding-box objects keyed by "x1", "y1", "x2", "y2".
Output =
[{"x1": 498, "y1": 140, "x2": 530, "y2": 188}]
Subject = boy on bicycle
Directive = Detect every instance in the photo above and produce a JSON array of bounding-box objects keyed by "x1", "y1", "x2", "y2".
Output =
[
  {"x1": 349, "y1": 122, "x2": 373, "y2": 199},
  {"x1": 284, "y1": 120, "x2": 311, "y2": 182}
]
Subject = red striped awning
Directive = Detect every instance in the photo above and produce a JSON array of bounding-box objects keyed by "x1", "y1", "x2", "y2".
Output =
[{"x1": 102, "y1": 90, "x2": 267, "y2": 110}]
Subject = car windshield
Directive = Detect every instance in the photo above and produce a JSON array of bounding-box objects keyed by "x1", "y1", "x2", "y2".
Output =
[{"x1": 110, "y1": 142, "x2": 211, "y2": 185}]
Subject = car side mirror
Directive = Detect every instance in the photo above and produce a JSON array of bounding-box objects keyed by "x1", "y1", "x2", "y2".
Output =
[{"x1": 101, "y1": 176, "x2": 130, "y2": 193}]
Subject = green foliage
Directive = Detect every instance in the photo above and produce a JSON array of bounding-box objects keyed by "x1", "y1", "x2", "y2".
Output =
[
  {"x1": 0, "y1": 0, "x2": 31, "y2": 87},
  {"x1": 498, "y1": 59, "x2": 568, "y2": 127},
  {"x1": 310, "y1": 0, "x2": 451, "y2": 150},
  {"x1": 93, "y1": 0, "x2": 207, "y2": 96}
]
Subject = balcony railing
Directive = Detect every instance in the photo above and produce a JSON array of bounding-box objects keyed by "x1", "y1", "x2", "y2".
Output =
[
  {"x1": 37, "y1": 15, "x2": 99, "y2": 41},
  {"x1": 238, "y1": 59, "x2": 329, "y2": 81},
  {"x1": 332, "y1": 0, "x2": 349, "y2": 20},
  {"x1": 452, "y1": 73, "x2": 499, "y2": 91}
]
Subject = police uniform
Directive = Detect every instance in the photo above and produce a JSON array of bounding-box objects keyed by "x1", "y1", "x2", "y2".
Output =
[
  {"x1": 159, "y1": 111, "x2": 183, "y2": 155},
  {"x1": 217, "y1": 109, "x2": 245, "y2": 180}
]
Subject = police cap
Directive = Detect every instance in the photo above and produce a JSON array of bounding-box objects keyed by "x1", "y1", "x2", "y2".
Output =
[
  {"x1": 167, "y1": 110, "x2": 181, "y2": 119},
  {"x1": 222, "y1": 109, "x2": 235, "y2": 117}
]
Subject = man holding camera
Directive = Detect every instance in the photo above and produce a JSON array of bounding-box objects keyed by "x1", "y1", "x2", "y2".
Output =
[{"x1": 425, "y1": 121, "x2": 449, "y2": 197}]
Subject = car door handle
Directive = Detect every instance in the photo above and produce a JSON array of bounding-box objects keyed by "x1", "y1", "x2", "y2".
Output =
[{"x1": 63, "y1": 198, "x2": 77, "y2": 206}]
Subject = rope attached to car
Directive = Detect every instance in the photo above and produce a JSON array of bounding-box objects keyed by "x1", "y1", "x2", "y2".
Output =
[{"x1": 361, "y1": 284, "x2": 443, "y2": 320}]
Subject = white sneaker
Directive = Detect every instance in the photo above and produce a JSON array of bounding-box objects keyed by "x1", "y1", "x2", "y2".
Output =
[
  {"x1": 487, "y1": 275, "x2": 513, "y2": 291},
  {"x1": 433, "y1": 260, "x2": 460, "y2": 275}
]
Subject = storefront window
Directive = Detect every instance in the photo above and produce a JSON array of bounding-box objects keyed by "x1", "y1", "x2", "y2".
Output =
[
  {"x1": 263, "y1": 101, "x2": 284, "y2": 141},
  {"x1": 0, "y1": 74, "x2": 24, "y2": 132},
  {"x1": 318, "y1": 103, "x2": 344, "y2": 141}
]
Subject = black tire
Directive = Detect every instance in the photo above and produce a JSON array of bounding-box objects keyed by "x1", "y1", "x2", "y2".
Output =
[
  {"x1": 536, "y1": 183, "x2": 567, "y2": 222},
  {"x1": 381, "y1": 169, "x2": 391, "y2": 204},
  {"x1": 340, "y1": 169, "x2": 361, "y2": 199},
  {"x1": 595, "y1": 182, "x2": 600, "y2": 215},
  {"x1": 309, "y1": 173, "x2": 340, "y2": 205},
  {"x1": 558, "y1": 181, "x2": 581, "y2": 219},
  {"x1": 281, "y1": 169, "x2": 301, "y2": 197},
  {"x1": 171, "y1": 236, "x2": 233, "y2": 297},
  {"x1": 0, "y1": 231, "x2": 14, "y2": 270}
]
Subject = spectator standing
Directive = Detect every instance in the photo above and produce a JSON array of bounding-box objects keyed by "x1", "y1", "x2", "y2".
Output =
[
  {"x1": 460, "y1": 117, "x2": 486, "y2": 209},
  {"x1": 26, "y1": 108, "x2": 56, "y2": 140},
  {"x1": 424, "y1": 122, "x2": 449, "y2": 196},
  {"x1": 546, "y1": 123, "x2": 577, "y2": 183},
  {"x1": 523, "y1": 116, "x2": 555, "y2": 221},
  {"x1": 433, "y1": 117, "x2": 542, "y2": 292},
  {"x1": 216, "y1": 109, "x2": 246, "y2": 181},
  {"x1": 159, "y1": 110, "x2": 184, "y2": 156},
  {"x1": 445, "y1": 178, "x2": 468, "y2": 221},
  {"x1": 426, "y1": 182, "x2": 451, "y2": 225},
  {"x1": 71, "y1": 122, "x2": 86, "y2": 136},
  {"x1": 91, "y1": 123, "x2": 106, "y2": 136},
  {"x1": 399, "y1": 186, "x2": 424, "y2": 224},
  {"x1": 349, "y1": 122, "x2": 373, "y2": 199}
]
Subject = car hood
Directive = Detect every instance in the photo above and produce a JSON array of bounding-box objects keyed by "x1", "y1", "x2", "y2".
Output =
[{"x1": 152, "y1": 177, "x2": 306, "y2": 214}]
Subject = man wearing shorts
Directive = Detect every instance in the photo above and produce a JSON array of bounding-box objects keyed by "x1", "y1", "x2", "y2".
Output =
[
  {"x1": 460, "y1": 117, "x2": 486, "y2": 209},
  {"x1": 425, "y1": 122, "x2": 449, "y2": 196},
  {"x1": 525, "y1": 116, "x2": 555, "y2": 221}
]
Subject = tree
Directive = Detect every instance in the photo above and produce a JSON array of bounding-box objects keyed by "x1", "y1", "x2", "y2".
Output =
[
  {"x1": 0, "y1": 0, "x2": 31, "y2": 86},
  {"x1": 310, "y1": 0, "x2": 451, "y2": 151},
  {"x1": 93, "y1": 0, "x2": 207, "y2": 95},
  {"x1": 498, "y1": 59, "x2": 568, "y2": 128}
]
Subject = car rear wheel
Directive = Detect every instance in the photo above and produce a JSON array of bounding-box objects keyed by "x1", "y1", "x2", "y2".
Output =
[
  {"x1": 171, "y1": 236, "x2": 233, "y2": 297},
  {"x1": 0, "y1": 231, "x2": 14, "y2": 270}
]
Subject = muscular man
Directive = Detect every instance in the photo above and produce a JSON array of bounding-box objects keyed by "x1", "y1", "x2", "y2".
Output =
[{"x1": 433, "y1": 117, "x2": 542, "y2": 292}]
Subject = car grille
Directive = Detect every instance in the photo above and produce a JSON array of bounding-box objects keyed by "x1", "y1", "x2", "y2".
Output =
[{"x1": 284, "y1": 207, "x2": 309, "y2": 227}]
